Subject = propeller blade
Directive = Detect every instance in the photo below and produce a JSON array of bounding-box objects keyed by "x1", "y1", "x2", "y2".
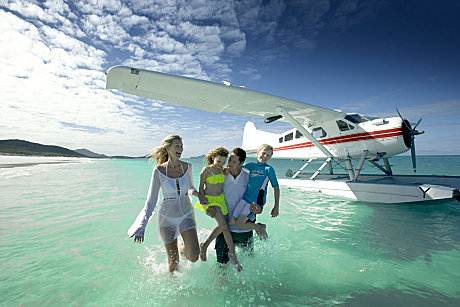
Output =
[
  {"x1": 410, "y1": 136, "x2": 416, "y2": 172},
  {"x1": 396, "y1": 108, "x2": 412, "y2": 130},
  {"x1": 396, "y1": 108, "x2": 403, "y2": 120},
  {"x1": 412, "y1": 118, "x2": 422, "y2": 131},
  {"x1": 396, "y1": 108, "x2": 421, "y2": 173}
]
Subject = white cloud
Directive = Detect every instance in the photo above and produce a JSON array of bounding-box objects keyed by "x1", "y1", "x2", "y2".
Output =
[
  {"x1": 0, "y1": 10, "x2": 174, "y2": 156},
  {"x1": 240, "y1": 66, "x2": 261, "y2": 81},
  {"x1": 370, "y1": 100, "x2": 460, "y2": 119},
  {"x1": 74, "y1": 0, "x2": 123, "y2": 15}
]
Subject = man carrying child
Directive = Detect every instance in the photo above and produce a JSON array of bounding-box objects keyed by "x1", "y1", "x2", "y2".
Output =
[{"x1": 208, "y1": 145, "x2": 280, "y2": 264}]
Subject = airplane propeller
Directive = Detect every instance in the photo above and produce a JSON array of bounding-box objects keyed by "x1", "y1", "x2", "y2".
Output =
[{"x1": 396, "y1": 109, "x2": 424, "y2": 172}]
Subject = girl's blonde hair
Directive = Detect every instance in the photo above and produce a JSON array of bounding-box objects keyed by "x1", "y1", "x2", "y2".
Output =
[
  {"x1": 258, "y1": 144, "x2": 273, "y2": 153},
  {"x1": 147, "y1": 135, "x2": 182, "y2": 164},
  {"x1": 204, "y1": 146, "x2": 229, "y2": 165}
]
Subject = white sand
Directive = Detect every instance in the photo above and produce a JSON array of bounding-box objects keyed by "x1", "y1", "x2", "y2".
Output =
[{"x1": 0, "y1": 155, "x2": 96, "y2": 168}]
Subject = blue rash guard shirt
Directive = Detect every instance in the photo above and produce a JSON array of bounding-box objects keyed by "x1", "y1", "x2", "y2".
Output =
[{"x1": 242, "y1": 162, "x2": 279, "y2": 206}]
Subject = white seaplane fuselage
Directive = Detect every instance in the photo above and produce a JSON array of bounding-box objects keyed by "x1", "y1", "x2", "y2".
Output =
[{"x1": 242, "y1": 116, "x2": 408, "y2": 160}]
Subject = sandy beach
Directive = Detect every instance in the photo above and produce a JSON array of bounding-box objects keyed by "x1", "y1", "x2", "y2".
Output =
[{"x1": 0, "y1": 155, "x2": 96, "y2": 168}]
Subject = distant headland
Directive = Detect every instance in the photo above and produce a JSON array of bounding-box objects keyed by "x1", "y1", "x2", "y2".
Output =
[{"x1": 0, "y1": 139, "x2": 144, "y2": 159}]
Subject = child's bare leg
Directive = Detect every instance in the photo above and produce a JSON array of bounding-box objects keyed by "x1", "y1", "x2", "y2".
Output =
[
  {"x1": 214, "y1": 209, "x2": 242, "y2": 271},
  {"x1": 230, "y1": 199, "x2": 247, "y2": 225},
  {"x1": 200, "y1": 224, "x2": 222, "y2": 261},
  {"x1": 234, "y1": 214, "x2": 268, "y2": 240},
  {"x1": 255, "y1": 223, "x2": 268, "y2": 240}
]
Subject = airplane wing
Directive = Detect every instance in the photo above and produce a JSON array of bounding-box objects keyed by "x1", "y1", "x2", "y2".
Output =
[{"x1": 105, "y1": 66, "x2": 344, "y2": 126}]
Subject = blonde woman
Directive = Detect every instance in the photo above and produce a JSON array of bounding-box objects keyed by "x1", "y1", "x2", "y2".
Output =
[{"x1": 128, "y1": 135, "x2": 208, "y2": 272}]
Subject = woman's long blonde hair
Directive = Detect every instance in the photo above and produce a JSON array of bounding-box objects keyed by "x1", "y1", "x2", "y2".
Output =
[
  {"x1": 147, "y1": 135, "x2": 182, "y2": 164},
  {"x1": 204, "y1": 146, "x2": 229, "y2": 166}
]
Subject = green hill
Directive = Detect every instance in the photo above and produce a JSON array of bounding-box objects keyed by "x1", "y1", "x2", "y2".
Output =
[
  {"x1": 74, "y1": 148, "x2": 108, "y2": 158},
  {"x1": 0, "y1": 139, "x2": 88, "y2": 157}
]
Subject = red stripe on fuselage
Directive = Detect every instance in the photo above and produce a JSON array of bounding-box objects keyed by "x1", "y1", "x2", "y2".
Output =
[{"x1": 273, "y1": 127, "x2": 402, "y2": 152}]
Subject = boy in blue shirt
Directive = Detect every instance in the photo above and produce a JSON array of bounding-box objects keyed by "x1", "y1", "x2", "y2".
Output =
[{"x1": 230, "y1": 144, "x2": 280, "y2": 239}]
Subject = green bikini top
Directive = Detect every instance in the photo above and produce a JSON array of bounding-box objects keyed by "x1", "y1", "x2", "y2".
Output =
[{"x1": 205, "y1": 168, "x2": 225, "y2": 184}]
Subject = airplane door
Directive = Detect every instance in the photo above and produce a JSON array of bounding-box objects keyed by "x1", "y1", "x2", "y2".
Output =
[{"x1": 336, "y1": 120, "x2": 357, "y2": 154}]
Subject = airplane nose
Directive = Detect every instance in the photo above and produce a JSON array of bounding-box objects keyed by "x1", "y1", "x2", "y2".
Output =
[{"x1": 401, "y1": 119, "x2": 412, "y2": 148}]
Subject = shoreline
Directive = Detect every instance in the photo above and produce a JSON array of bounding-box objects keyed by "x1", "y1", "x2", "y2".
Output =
[{"x1": 0, "y1": 155, "x2": 97, "y2": 169}]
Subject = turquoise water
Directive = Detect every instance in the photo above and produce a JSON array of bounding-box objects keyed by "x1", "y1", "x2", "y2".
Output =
[{"x1": 1, "y1": 156, "x2": 459, "y2": 306}]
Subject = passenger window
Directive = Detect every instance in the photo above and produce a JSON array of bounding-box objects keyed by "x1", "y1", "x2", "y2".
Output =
[
  {"x1": 279, "y1": 137, "x2": 283, "y2": 143},
  {"x1": 312, "y1": 127, "x2": 327, "y2": 138},
  {"x1": 284, "y1": 132, "x2": 293, "y2": 142},
  {"x1": 295, "y1": 130, "x2": 303, "y2": 138}
]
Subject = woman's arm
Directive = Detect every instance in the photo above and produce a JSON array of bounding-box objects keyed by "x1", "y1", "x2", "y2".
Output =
[
  {"x1": 128, "y1": 167, "x2": 161, "y2": 242},
  {"x1": 188, "y1": 164, "x2": 208, "y2": 204},
  {"x1": 198, "y1": 168, "x2": 207, "y2": 196}
]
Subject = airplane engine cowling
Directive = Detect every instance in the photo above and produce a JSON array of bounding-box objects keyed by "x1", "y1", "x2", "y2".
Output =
[{"x1": 401, "y1": 119, "x2": 412, "y2": 149}]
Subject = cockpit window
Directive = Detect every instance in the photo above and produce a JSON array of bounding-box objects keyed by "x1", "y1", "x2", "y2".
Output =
[
  {"x1": 312, "y1": 127, "x2": 327, "y2": 138},
  {"x1": 336, "y1": 120, "x2": 355, "y2": 131},
  {"x1": 345, "y1": 114, "x2": 377, "y2": 123},
  {"x1": 337, "y1": 120, "x2": 350, "y2": 131},
  {"x1": 295, "y1": 130, "x2": 303, "y2": 138}
]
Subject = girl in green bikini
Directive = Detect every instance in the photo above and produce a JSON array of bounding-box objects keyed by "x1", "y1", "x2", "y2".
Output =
[{"x1": 195, "y1": 146, "x2": 242, "y2": 271}]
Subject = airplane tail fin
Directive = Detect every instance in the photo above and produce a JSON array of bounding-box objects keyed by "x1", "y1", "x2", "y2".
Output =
[{"x1": 242, "y1": 121, "x2": 278, "y2": 152}]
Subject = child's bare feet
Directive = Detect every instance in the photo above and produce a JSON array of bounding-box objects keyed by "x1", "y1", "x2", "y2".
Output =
[
  {"x1": 255, "y1": 223, "x2": 268, "y2": 240},
  {"x1": 229, "y1": 253, "x2": 243, "y2": 272},
  {"x1": 199, "y1": 242, "x2": 207, "y2": 261},
  {"x1": 235, "y1": 262, "x2": 243, "y2": 272}
]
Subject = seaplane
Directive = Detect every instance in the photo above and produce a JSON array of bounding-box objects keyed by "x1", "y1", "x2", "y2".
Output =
[{"x1": 105, "y1": 66, "x2": 460, "y2": 204}]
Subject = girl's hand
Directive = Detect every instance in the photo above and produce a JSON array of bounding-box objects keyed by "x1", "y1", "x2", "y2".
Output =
[
  {"x1": 223, "y1": 166, "x2": 230, "y2": 175},
  {"x1": 131, "y1": 235, "x2": 144, "y2": 243}
]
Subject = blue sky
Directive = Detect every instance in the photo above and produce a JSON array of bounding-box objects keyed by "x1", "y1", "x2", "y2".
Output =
[{"x1": 1, "y1": 0, "x2": 459, "y2": 157}]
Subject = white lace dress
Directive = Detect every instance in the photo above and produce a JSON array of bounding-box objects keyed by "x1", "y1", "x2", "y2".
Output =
[{"x1": 127, "y1": 162, "x2": 197, "y2": 244}]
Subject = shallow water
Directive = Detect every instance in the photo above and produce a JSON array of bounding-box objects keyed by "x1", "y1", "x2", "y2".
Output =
[{"x1": 1, "y1": 156, "x2": 459, "y2": 306}]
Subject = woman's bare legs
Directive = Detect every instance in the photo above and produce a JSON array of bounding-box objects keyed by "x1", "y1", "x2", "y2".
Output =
[
  {"x1": 162, "y1": 228, "x2": 199, "y2": 272},
  {"x1": 164, "y1": 239, "x2": 180, "y2": 272},
  {"x1": 181, "y1": 228, "x2": 200, "y2": 263}
]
